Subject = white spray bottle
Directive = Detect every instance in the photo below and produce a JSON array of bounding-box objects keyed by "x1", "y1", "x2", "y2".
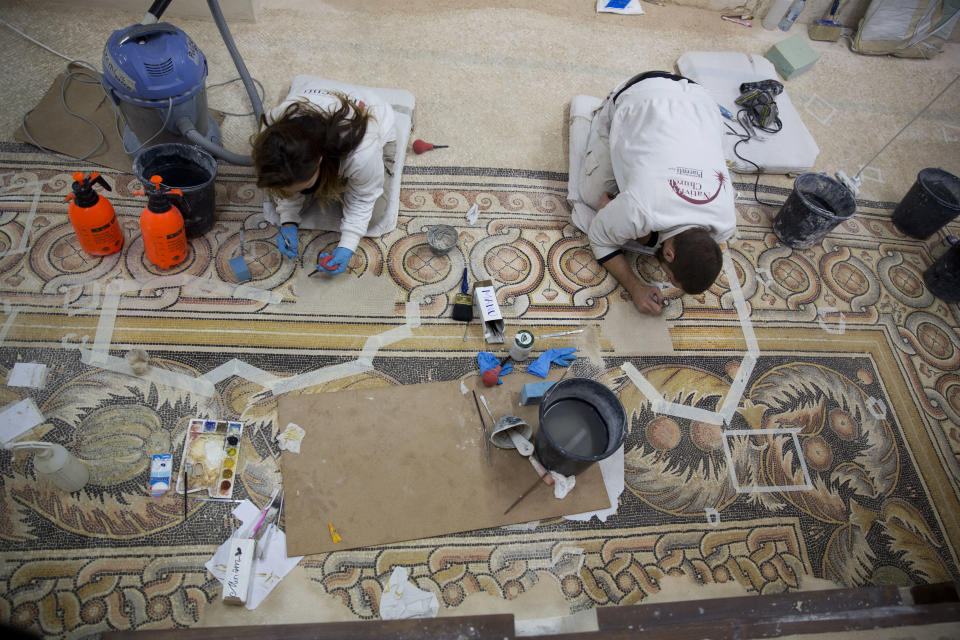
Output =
[{"x1": 7, "y1": 441, "x2": 89, "y2": 492}]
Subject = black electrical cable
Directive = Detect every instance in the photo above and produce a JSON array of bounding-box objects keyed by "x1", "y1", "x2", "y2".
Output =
[{"x1": 730, "y1": 108, "x2": 782, "y2": 208}]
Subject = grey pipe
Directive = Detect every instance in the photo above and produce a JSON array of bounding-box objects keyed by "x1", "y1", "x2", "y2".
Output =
[
  {"x1": 207, "y1": 0, "x2": 264, "y2": 123},
  {"x1": 177, "y1": 116, "x2": 253, "y2": 166}
]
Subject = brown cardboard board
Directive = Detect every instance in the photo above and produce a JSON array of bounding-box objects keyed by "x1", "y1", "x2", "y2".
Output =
[
  {"x1": 279, "y1": 373, "x2": 612, "y2": 556},
  {"x1": 15, "y1": 65, "x2": 224, "y2": 173}
]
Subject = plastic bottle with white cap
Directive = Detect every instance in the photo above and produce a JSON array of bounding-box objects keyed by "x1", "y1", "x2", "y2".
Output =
[{"x1": 7, "y1": 441, "x2": 89, "y2": 492}]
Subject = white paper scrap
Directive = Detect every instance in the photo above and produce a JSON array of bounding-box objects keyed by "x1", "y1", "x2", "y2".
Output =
[
  {"x1": 596, "y1": 0, "x2": 644, "y2": 15},
  {"x1": 276, "y1": 422, "x2": 306, "y2": 453},
  {"x1": 379, "y1": 566, "x2": 439, "y2": 620},
  {"x1": 0, "y1": 398, "x2": 44, "y2": 445},
  {"x1": 7, "y1": 363, "x2": 48, "y2": 389},
  {"x1": 564, "y1": 445, "x2": 624, "y2": 523},
  {"x1": 465, "y1": 203, "x2": 479, "y2": 226},
  {"x1": 550, "y1": 471, "x2": 576, "y2": 499},
  {"x1": 206, "y1": 499, "x2": 303, "y2": 610}
]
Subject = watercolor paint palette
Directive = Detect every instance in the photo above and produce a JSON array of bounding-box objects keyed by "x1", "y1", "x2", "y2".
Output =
[{"x1": 175, "y1": 418, "x2": 244, "y2": 499}]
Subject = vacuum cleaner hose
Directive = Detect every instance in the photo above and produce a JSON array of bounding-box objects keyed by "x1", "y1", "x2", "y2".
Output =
[
  {"x1": 177, "y1": 116, "x2": 253, "y2": 166},
  {"x1": 207, "y1": 0, "x2": 264, "y2": 123}
]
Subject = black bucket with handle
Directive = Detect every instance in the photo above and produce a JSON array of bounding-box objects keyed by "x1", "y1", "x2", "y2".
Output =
[
  {"x1": 892, "y1": 168, "x2": 960, "y2": 239},
  {"x1": 924, "y1": 244, "x2": 960, "y2": 303},
  {"x1": 133, "y1": 143, "x2": 217, "y2": 238},
  {"x1": 534, "y1": 377, "x2": 626, "y2": 476},
  {"x1": 773, "y1": 173, "x2": 857, "y2": 249}
]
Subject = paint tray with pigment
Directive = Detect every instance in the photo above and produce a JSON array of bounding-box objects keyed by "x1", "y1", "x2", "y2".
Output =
[{"x1": 175, "y1": 418, "x2": 244, "y2": 499}]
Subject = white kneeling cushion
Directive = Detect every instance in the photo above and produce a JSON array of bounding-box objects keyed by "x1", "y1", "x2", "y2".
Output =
[
  {"x1": 261, "y1": 76, "x2": 415, "y2": 236},
  {"x1": 676, "y1": 51, "x2": 819, "y2": 175}
]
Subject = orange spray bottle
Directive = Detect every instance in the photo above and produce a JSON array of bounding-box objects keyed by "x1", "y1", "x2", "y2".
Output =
[
  {"x1": 136, "y1": 175, "x2": 189, "y2": 269},
  {"x1": 65, "y1": 172, "x2": 123, "y2": 256}
]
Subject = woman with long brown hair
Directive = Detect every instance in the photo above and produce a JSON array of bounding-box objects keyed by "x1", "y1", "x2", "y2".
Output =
[{"x1": 252, "y1": 79, "x2": 397, "y2": 275}]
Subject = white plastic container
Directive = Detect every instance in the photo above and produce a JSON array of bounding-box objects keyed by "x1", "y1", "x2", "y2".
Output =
[
  {"x1": 509, "y1": 330, "x2": 535, "y2": 361},
  {"x1": 762, "y1": 0, "x2": 793, "y2": 30},
  {"x1": 778, "y1": 0, "x2": 807, "y2": 31},
  {"x1": 8, "y1": 441, "x2": 89, "y2": 492}
]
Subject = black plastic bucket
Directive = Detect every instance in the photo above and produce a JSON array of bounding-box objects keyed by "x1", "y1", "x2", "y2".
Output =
[
  {"x1": 892, "y1": 168, "x2": 960, "y2": 239},
  {"x1": 923, "y1": 244, "x2": 960, "y2": 303},
  {"x1": 133, "y1": 143, "x2": 217, "y2": 238},
  {"x1": 773, "y1": 173, "x2": 857, "y2": 249},
  {"x1": 534, "y1": 377, "x2": 626, "y2": 476}
]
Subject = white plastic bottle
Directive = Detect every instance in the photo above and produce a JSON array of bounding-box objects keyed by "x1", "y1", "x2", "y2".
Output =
[
  {"x1": 762, "y1": 0, "x2": 793, "y2": 30},
  {"x1": 8, "y1": 441, "x2": 90, "y2": 492},
  {"x1": 778, "y1": 0, "x2": 807, "y2": 31}
]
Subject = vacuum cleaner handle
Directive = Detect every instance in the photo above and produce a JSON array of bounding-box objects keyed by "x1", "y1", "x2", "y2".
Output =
[{"x1": 118, "y1": 23, "x2": 180, "y2": 46}]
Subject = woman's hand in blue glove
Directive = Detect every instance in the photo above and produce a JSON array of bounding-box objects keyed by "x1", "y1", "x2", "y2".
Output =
[
  {"x1": 277, "y1": 225, "x2": 299, "y2": 259},
  {"x1": 316, "y1": 247, "x2": 355, "y2": 275}
]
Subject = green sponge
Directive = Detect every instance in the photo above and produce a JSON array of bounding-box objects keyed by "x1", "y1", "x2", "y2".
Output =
[{"x1": 765, "y1": 33, "x2": 820, "y2": 80}]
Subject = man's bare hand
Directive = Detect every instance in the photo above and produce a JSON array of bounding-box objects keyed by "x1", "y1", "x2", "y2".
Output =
[{"x1": 629, "y1": 284, "x2": 664, "y2": 316}]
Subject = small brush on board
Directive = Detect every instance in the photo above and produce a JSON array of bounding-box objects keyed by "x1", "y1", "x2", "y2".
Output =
[{"x1": 452, "y1": 268, "x2": 473, "y2": 341}]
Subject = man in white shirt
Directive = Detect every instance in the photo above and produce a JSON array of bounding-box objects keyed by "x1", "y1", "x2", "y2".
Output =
[{"x1": 571, "y1": 72, "x2": 736, "y2": 315}]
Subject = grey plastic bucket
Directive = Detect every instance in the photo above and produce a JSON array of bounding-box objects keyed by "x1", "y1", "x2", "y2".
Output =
[
  {"x1": 773, "y1": 173, "x2": 857, "y2": 249},
  {"x1": 133, "y1": 143, "x2": 217, "y2": 238},
  {"x1": 534, "y1": 377, "x2": 626, "y2": 476},
  {"x1": 924, "y1": 244, "x2": 960, "y2": 303},
  {"x1": 892, "y1": 168, "x2": 960, "y2": 239}
]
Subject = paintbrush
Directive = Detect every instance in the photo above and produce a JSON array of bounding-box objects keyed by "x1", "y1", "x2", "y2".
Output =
[
  {"x1": 249, "y1": 488, "x2": 281, "y2": 539},
  {"x1": 452, "y1": 268, "x2": 473, "y2": 322}
]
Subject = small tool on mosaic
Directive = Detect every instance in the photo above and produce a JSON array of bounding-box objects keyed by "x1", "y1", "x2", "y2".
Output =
[
  {"x1": 471, "y1": 390, "x2": 492, "y2": 466},
  {"x1": 412, "y1": 138, "x2": 449, "y2": 154},
  {"x1": 65, "y1": 171, "x2": 123, "y2": 256}
]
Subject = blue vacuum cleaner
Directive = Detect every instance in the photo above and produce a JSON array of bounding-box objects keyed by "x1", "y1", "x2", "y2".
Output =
[{"x1": 100, "y1": 0, "x2": 261, "y2": 165}]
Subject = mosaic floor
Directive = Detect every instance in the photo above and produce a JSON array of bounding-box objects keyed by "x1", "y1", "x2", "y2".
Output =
[{"x1": 1, "y1": 143, "x2": 959, "y2": 638}]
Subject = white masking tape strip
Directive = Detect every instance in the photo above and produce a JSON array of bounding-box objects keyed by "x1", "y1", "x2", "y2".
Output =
[
  {"x1": 724, "y1": 253, "x2": 758, "y2": 354},
  {"x1": 0, "y1": 303, "x2": 18, "y2": 347},
  {"x1": 0, "y1": 190, "x2": 40, "y2": 258},
  {"x1": 718, "y1": 353, "x2": 756, "y2": 423},
  {"x1": 620, "y1": 362, "x2": 666, "y2": 412},
  {"x1": 79, "y1": 349, "x2": 216, "y2": 396},
  {"x1": 722, "y1": 427, "x2": 813, "y2": 493},
  {"x1": 201, "y1": 359, "x2": 281, "y2": 387},
  {"x1": 405, "y1": 301, "x2": 422, "y2": 329},
  {"x1": 816, "y1": 306, "x2": 846, "y2": 335},
  {"x1": 659, "y1": 401, "x2": 725, "y2": 425},
  {"x1": 267, "y1": 360, "x2": 374, "y2": 396}
]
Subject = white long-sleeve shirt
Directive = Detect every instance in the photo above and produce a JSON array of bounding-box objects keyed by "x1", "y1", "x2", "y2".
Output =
[
  {"x1": 588, "y1": 78, "x2": 736, "y2": 261},
  {"x1": 266, "y1": 76, "x2": 397, "y2": 252}
]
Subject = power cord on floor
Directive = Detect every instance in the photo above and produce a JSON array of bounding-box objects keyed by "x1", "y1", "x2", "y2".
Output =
[{"x1": 724, "y1": 106, "x2": 783, "y2": 208}]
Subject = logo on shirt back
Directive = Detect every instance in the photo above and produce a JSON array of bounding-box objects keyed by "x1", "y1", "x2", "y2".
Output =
[{"x1": 668, "y1": 167, "x2": 726, "y2": 205}]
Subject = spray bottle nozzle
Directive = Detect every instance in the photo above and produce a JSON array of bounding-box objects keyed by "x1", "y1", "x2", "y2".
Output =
[
  {"x1": 137, "y1": 175, "x2": 190, "y2": 215},
  {"x1": 67, "y1": 172, "x2": 112, "y2": 206}
]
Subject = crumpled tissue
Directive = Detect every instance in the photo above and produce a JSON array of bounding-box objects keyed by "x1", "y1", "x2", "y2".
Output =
[
  {"x1": 379, "y1": 566, "x2": 439, "y2": 620},
  {"x1": 276, "y1": 422, "x2": 306, "y2": 453}
]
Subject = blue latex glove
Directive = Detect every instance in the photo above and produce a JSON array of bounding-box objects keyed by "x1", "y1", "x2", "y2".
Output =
[
  {"x1": 478, "y1": 351, "x2": 513, "y2": 384},
  {"x1": 527, "y1": 347, "x2": 578, "y2": 378},
  {"x1": 277, "y1": 225, "x2": 298, "y2": 259},
  {"x1": 317, "y1": 247, "x2": 355, "y2": 275}
]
